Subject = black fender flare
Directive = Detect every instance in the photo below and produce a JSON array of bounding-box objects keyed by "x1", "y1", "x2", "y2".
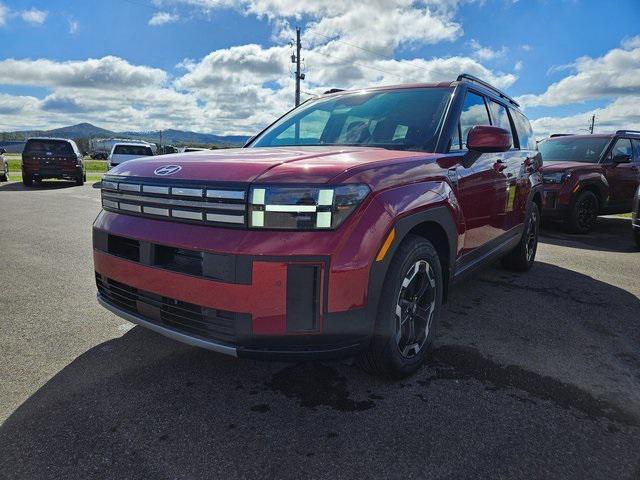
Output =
[{"x1": 364, "y1": 205, "x2": 459, "y2": 333}]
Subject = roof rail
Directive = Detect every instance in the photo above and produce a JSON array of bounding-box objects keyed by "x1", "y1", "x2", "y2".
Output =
[
  {"x1": 456, "y1": 73, "x2": 520, "y2": 107},
  {"x1": 615, "y1": 129, "x2": 640, "y2": 136},
  {"x1": 323, "y1": 88, "x2": 345, "y2": 95}
]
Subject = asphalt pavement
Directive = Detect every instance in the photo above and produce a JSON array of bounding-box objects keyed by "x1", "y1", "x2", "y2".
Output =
[{"x1": 1, "y1": 180, "x2": 639, "y2": 480}]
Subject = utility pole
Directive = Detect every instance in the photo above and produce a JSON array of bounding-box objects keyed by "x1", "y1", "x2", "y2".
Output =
[
  {"x1": 292, "y1": 27, "x2": 304, "y2": 107},
  {"x1": 589, "y1": 114, "x2": 595, "y2": 134}
]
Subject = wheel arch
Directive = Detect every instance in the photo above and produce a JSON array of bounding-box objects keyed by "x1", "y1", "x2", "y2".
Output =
[{"x1": 366, "y1": 205, "x2": 458, "y2": 329}]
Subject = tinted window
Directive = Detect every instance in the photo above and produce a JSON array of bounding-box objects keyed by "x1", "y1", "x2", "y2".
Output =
[
  {"x1": 487, "y1": 100, "x2": 512, "y2": 132},
  {"x1": 538, "y1": 137, "x2": 609, "y2": 163},
  {"x1": 253, "y1": 88, "x2": 451, "y2": 152},
  {"x1": 451, "y1": 92, "x2": 491, "y2": 151},
  {"x1": 633, "y1": 139, "x2": 640, "y2": 161},
  {"x1": 113, "y1": 145, "x2": 153, "y2": 156},
  {"x1": 24, "y1": 139, "x2": 74, "y2": 156},
  {"x1": 610, "y1": 138, "x2": 632, "y2": 160},
  {"x1": 511, "y1": 109, "x2": 536, "y2": 150}
]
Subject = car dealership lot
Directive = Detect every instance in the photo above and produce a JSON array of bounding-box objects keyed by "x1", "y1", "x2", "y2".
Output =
[{"x1": 1, "y1": 182, "x2": 639, "y2": 479}]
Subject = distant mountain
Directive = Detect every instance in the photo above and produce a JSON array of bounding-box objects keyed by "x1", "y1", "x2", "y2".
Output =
[{"x1": 2, "y1": 123, "x2": 249, "y2": 147}]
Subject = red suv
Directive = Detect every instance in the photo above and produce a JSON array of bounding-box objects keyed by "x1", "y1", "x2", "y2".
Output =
[
  {"x1": 93, "y1": 74, "x2": 543, "y2": 377},
  {"x1": 538, "y1": 131, "x2": 640, "y2": 233}
]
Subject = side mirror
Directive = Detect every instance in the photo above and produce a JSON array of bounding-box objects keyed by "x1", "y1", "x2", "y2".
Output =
[
  {"x1": 467, "y1": 125, "x2": 512, "y2": 153},
  {"x1": 612, "y1": 153, "x2": 632, "y2": 164}
]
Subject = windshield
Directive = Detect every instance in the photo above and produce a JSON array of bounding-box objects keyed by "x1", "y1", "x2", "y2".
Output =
[
  {"x1": 538, "y1": 137, "x2": 610, "y2": 163},
  {"x1": 252, "y1": 88, "x2": 451, "y2": 152},
  {"x1": 113, "y1": 145, "x2": 153, "y2": 156},
  {"x1": 24, "y1": 139, "x2": 74, "y2": 156}
]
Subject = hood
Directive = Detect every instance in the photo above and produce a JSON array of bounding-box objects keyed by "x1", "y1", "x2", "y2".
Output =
[
  {"x1": 539, "y1": 161, "x2": 602, "y2": 173},
  {"x1": 108, "y1": 146, "x2": 430, "y2": 184}
]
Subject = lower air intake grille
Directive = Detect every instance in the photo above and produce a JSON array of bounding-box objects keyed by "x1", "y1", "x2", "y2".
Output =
[{"x1": 96, "y1": 273, "x2": 238, "y2": 343}]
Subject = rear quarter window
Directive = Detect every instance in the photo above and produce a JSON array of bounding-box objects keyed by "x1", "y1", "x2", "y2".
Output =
[{"x1": 511, "y1": 110, "x2": 536, "y2": 150}]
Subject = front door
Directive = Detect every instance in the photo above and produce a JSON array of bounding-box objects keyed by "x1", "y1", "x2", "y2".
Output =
[
  {"x1": 603, "y1": 138, "x2": 640, "y2": 211},
  {"x1": 449, "y1": 90, "x2": 507, "y2": 256}
]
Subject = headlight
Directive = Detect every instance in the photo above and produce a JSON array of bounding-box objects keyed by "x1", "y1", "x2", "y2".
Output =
[
  {"x1": 542, "y1": 172, "x2": 569, "y2": 184},
  {"x1": 249, "y1": 184, "x2": 370, "y2": 230}
]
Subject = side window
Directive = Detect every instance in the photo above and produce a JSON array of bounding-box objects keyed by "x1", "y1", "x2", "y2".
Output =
[
  {"x1": 511, "y1": 110, "x2": 536, "y2": 150},
  {"x1": 487, "y1": 100, "x2": 512, "y2": 132},
  {"x1": 451, "y1": 92, "x2": 491, "y2": 151},
  {"x1": 610, "y1": 138, "x2": 633, "y2": 161},
  {"x1": 633, "y1": 139, "x2": 640, "y2": 162},
  {"x1": 273, "y1": 109, "x2": 330, "y2": 145}
]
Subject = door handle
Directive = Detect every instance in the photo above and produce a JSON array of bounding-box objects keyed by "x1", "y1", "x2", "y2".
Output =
[{"x1": 493, "y1": 160, "x2": 507, "y2": 172}]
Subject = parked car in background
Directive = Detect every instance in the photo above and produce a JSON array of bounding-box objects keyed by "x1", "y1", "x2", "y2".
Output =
[
  {"x1": 633, "y1": 185, "x2": 640, "y2": 248},
  {"x1": 0, "y1": 148, "x2": 8, "y2": 182},
  {"x1": 108, "y1": 143, "x2": 155, "y2": 170},
  {"x1": 91, "y1": 138, "x2": 156, "y2": 159},
  {"x1": 22, "y1": 137, "x2": 85, "y2": 186},
  {"x1": 94, "y1": 74, "x2": 542, "y2": 378},
  {"x1": 538, "y1": 130, "x2": 640, "y2": 233}
]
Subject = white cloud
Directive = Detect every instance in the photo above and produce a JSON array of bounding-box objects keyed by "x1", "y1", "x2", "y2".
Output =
[
  {"x1": 469, "y1": 39, "x2": 507, "y2": 61},
  {"x1": 519, "y1": 37, "x2": 640, "y2": 107},
  {"x1": 149, "y1": 11, "x2": 180, "y2": 26},
  {"x1": 514, "y1": 61, "x2": 523, "y2": 72},
  {"x1": 0, "y1": 3, "x2": 8, "y2": 26},
  {"x1": 20, "y1": 8, "x2": 47, "y2": 25},
  {"x1": 530, "y1": 96, "x2": 640, "y2": 139},
  {"x1": 0, "y1": 56, "x2": 167, "y2": 89},
  {"x1": 68, "y1": 17, "x2": 79, "y2": 34}
]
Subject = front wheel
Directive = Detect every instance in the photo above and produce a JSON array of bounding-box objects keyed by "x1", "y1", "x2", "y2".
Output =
[
  {"x1": 75, "y1": 172, "x2": 84, "y2": 186},
  {"x1": 0, "y1": 164, "x2": 7, "y2": 182},
  {"x1": 502, "y1": 202, "x2": 540, "y2": 272},
  {"x1": 634, "y1": 228, "x2": 640, "y2": 249},
  {"x1": 566, "y1": 190, "x2": 599, "y2": 234},
  {"x1": 22, "y1": 174, "x2": 33, "y2": 186},
  {"x1": 356, "y1": 235, "x2": 443, "y2": 379}
]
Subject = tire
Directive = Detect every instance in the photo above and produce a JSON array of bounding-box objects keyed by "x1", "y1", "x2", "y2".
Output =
[
  {"x1": 23, "y1": 174, "x2": 33, "y2": 186},
  {"x1": 502, "y1": 202, "x2": 540, "y2": 272},
  {"x1": 75, "y1": 172, "x2": 84, "y2": 186},
  {"x1": 0, "y1": 163, "x2": 7, "y2": 182},
  {"x1": 634, "y1": 229, "x2": 640, "y2": 249},
  {"x1": 566, "y1": 190, "x2": 599, "y2": 234},
  {"x1": 356, "y1": 235, "x2": 443, "y2": 379}
]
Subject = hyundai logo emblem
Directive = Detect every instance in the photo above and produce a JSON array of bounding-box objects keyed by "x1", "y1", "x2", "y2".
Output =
[{"x1": 154, "y1": 165, "x2": 182, "y2": 176}]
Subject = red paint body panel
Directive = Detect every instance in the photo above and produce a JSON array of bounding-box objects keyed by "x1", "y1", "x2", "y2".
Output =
[{"x1": 94, "y1": 250, "x2": 289, "y2": 335}]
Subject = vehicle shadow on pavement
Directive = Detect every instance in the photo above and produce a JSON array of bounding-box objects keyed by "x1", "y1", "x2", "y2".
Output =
[
  {"x1": 1, "y1": 262, "x2": 640, "y2": 479},
  {"x1": 540, "y1": 217, "x2": 637, "y2": 253},
  {"x1": 0, "y1": 181, "x2": 80, "y2": 192}
]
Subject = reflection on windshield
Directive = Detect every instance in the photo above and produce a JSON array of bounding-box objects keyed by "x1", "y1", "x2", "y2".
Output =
[
  {"x1": 252, "y1": 88, "x2": 451, "y2": 152},
  {"x1": 538, "y1": 137, "x2": 610, "y2": 163}
]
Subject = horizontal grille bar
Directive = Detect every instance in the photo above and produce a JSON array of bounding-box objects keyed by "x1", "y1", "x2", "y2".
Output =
[{"x1": 101, "y1": 177, "x2": 248, "y2": 227}]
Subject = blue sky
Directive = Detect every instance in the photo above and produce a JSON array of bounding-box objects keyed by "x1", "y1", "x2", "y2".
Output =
[{"x1": 0, "y1": 0, "x2": 638, "y2": 136}]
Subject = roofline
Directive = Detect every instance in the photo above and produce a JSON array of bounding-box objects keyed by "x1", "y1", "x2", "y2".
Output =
[{"x1": 455, "y1": 73, "x2": 519, "y2": 107}]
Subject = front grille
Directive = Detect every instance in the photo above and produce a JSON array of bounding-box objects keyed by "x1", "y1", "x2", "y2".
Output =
[
  {"x1": 96, "y1": 273, "x2": 238, "y2": 343},
  {"x1": 100, "y1": 176, "x2": 247, "y2": 227}
]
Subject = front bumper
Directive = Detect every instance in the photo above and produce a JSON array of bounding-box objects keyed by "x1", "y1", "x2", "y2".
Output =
[{"x1": 92, "y1": 195, "x2": 393, "y2": 359}]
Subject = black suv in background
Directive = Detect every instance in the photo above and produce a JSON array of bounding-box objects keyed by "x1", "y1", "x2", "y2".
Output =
[{"x1": 22, "y1": 137, "x2": 86, "y2": 186}]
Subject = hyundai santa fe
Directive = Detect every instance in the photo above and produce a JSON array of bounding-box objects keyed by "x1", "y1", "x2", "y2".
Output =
[{"x1": 93, "y1": 74, "x2": 543, "y2": 378}]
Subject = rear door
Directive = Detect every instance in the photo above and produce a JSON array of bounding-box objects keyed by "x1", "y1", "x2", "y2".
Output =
[
  {"x1": 603, "y1": 138, "x2": 639, "y2": 210},
  {"x1": 449, "y1": 91, "x2": 505, "y2": 255}
]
